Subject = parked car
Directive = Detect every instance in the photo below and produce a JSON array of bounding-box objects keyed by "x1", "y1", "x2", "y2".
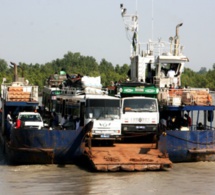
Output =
[{"x1": 16, "y1": 112, "x2": 44, "y2": 130}]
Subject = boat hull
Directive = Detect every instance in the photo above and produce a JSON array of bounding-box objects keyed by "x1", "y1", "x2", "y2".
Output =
[
  {"x1": 2, "y1": 122, "x2": 93, "y2": 164},
  {"x1": 158, "y1": 130, "x2": 215, "y2": 162}
]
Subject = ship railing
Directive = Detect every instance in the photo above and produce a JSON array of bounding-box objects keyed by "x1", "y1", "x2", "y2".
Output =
[
  {"x1": 31, "y1": 86, "x2": 39, "y2": 102},
  {"x1": 153, "y1": 76, "x2": 182, "y2": 89},
  {"x1": 1, "y1": 82, "x2": 38, "y2": 102},
  {"x1": 61, "y1": 87, "x2": 83, "y2": 96},
  {"x1": 154, "y1": 77, "x2": 172, "y2": 88},
  {"x1": 166, "y1": 125, "x2": 215, "y2": 131},
  {"x1": 185, "y1": 125, "x2": 215, "y2": 131},
  {"x1": 61, "y1": 86, "x2": 108, "y2": 96},
  {"x1": 158, "y1": 87, "x2": 211, "y2": 106},
  {"x1": 46, "y1": 74, "x2": 67, "y2": 87},
  {"x1": 191, "y1": 125, "x2": 215, "y2": 131},
  {"x1": 137, "y1": 41, "x2": 184, "y2": 57}
]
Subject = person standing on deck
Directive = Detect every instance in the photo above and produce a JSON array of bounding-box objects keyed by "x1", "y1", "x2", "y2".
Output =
[
  {"x1": 6, "y1": 111, "x2": 13, "y2": 139},
  {"x1": 7, "y1": 111, "x2": 13, "y2": 125},
  {"x1": 184, "y1": 113, "x2": 192, "y2": 127},
  {"x1": 51, "y1": 112, "x2": 59, "y2": 128},
  {"x1": 60, "y1": 114, "x2": 68, "y2": 127},
  {"x1": 167, "y1": 66, "x2": 178, "y2": 85}
]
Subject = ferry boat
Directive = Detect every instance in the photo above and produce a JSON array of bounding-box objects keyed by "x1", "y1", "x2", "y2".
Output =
[
  {"x1": 0, "y1": 63, "x2": 93, "y2": 164},
  {"x1": 120, "y1": 4, "x2": 215, "y2": 162}
]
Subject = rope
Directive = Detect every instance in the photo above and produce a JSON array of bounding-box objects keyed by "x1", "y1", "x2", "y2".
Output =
[
  {"x1": 120, "y1": 133, "x2": 157, "y2": 139},
  {"x1": 166, "y1": 132, "x2": 215, "y2": 145}
]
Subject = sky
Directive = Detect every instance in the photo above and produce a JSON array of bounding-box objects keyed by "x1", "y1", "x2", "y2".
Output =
[{"x1": 0, "y1": 0, "x2": 215, "y2": 72}]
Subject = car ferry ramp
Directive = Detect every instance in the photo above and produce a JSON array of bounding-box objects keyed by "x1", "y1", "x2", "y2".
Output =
[{"x1": 84, "y1": 143, "x2": 172, "y2": 172}]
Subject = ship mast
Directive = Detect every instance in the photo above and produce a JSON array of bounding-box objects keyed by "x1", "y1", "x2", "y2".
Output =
[{"x1": 120, "y1": 4, "x2": 139, "y2": 57}]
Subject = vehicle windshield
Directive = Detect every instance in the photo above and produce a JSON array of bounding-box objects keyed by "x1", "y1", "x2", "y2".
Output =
[
  {"x1": 86, "y1": 99, "x2": 120, "y2": 119},
  {"x1": 19, "y1": 114, "x2": 42, "y2": 122},
  {"x1": 123, "y1": 99, "x2": 157, "y2": 112}
]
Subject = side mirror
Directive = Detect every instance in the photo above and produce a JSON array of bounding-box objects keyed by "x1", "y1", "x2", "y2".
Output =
[{"x1": 123, "y1": 107, "x2": 125, "y2": 114}]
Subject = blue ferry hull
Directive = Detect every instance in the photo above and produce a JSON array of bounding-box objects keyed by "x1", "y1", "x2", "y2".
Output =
[
  {"x1": 2, "y1": 122, "x2": 93, "y2": 164},
  {"x1": 158, "y1": 130, "x2": 215, "y2": 162}
]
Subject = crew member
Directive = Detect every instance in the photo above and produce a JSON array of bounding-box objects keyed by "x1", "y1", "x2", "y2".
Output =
[{"x1": 184, "y1": 113, "x2": 192, "y2": 127}]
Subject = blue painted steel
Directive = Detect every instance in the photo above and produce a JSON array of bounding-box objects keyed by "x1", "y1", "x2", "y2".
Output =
[
  {"x1": 4, "y1": 102, "x2": 38, "y2": 107},
  {"x1": 163, "y1": 105, "x2": 215, "y2": 111},
  {"x1": 159, "y1": 130, "x2": 215, "y2": 162},
  {"x1": 1, "y1": 92, "x2": 93, "y2": 164},
  {"x1": 159, "y1": 105, "x2": 215, "y2": 162},
  {"x1": 4, "y1": 121, "x2": 92, "y2": 164}
]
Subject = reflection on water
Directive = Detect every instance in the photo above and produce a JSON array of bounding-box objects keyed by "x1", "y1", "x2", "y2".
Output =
[{"x1": 0, "y1": 150, "x2": 215, "y2": 195}]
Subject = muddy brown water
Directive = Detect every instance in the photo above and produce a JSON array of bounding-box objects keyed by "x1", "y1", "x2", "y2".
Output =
[{"x1": 0, "y1": 147, "x2": 215, "y2": 195}]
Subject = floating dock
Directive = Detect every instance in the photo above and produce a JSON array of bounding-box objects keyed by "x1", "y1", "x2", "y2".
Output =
[{"x1": 84, "y1": 143, "x2": 172, "y2": 172}]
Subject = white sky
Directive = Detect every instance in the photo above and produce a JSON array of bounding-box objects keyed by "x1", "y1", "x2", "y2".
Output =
[{"x1": 0, "y1": 0, "x2": 214, "y2": 72}]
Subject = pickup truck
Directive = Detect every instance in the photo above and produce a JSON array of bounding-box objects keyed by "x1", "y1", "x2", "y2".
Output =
[{"x1": 16, "y1": 112, "x2": 44, "y2": 130}]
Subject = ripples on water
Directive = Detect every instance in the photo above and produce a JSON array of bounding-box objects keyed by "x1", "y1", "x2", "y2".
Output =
[{"x1": 0, "y1": 146, "x2": 215, "y2": 195}]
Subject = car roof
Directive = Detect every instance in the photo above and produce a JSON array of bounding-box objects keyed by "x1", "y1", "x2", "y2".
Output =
[{"x1": 18, "y1": 112, "x2": 40, "y2": 115}]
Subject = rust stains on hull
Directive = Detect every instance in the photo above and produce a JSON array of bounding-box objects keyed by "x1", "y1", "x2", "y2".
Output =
[{"x1": 85, "y1": 143, "x2": 172, "y2": 172}]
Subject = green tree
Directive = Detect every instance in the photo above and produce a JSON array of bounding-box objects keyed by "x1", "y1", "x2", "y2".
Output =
[
  {"x1": 98, "y1": 59, "x2": 115, "y2": 86},
  {"x1": 2, "y1": 51, "x2": 215, "y2": 91},
  {"x1": 0, "y1": 59, "x2": 10, "y2": 82},
  {"x1": 0, "y1": 59, "x2": 8, "y2": 73},
  {"x1": 198, "y1": 67, "x2": 207, "y2": 74}
]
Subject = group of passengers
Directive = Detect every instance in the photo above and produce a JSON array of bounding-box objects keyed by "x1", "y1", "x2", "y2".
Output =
[
  {"x1": 48, "y1": 111, "x2": 80, "y2": 130},
  {"x1": 161, "y1": 114, "x2": 206, "y2": 131},
  {"x1": 160, "y1": 112, "x2": 192, "y2": 131}
]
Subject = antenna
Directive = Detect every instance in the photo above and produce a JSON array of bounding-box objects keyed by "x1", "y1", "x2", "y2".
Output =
[
  {"x1": 135, "y1": 0, "x2": 138, "y2": 13},
  {"x1": 120, "y1": 4, "x2": 126, "y2": 16},
  {"x1": 120, "y1": 4, "x2": 139, "y2": 56},
  {"x1": 151, "y1": 0, "x2": 154, "y2": 41}
]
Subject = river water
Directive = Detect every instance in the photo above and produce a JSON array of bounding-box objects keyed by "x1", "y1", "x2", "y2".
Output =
[
  {"x1": 0, "y1": 149, "x2": 215, "y2": 195},
  {"x1": 1, "y1": 97, "x2": 215, "y2": 195}
]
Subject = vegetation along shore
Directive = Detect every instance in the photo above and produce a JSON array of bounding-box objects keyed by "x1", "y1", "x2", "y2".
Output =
[{"x1": 0, "y1": 52, "x2": 214, "y2": 92}]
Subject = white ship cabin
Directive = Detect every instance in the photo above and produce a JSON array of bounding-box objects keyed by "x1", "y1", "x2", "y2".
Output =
[{"x1": 129, "y1": 23, "x2": 189, "y2": 89}]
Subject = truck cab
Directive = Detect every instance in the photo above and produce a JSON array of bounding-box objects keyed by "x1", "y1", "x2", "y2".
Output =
[{"x1": 121, "y1": 96, "x2": 159, "y2": 136}]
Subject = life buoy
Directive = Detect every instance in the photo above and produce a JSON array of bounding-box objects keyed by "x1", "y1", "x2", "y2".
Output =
[{"x1": 208, "y1": 111, "x2": 214, "y2": 122}]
